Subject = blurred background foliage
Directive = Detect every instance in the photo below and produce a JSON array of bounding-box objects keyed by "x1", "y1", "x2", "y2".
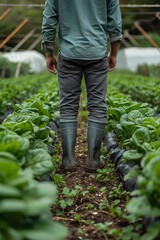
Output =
[{"x1": 0, "y1": 0, "x2": 159, "y2": 52}]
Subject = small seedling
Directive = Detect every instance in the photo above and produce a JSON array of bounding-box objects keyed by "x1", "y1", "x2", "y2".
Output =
[
  {"x1": 99, "y1": 197, "x2": 109, "y2": 210},
  {"x1": 51, "y1": 173, "x2": 65, "y2": 186},
  {"x1": 87, "y1": 185, "x2": 97, "y2": 193},
  {"x1": 86, "y1": 203, "x2": 94, "y2": 210},
  {"x1": 100, "y1": 186, "x2": 107, "y2": 194},
  {"x1": 75, "y1": 214, "x2": 82, "y2": 222}
]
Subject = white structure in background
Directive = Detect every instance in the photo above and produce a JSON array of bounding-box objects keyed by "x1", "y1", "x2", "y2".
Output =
[
  {"x1": 117, "y1": 47, "x2": 160, "y2": 72},
  {"x1": 1, "y1": 50, "x2": 46, "y2": 73}
]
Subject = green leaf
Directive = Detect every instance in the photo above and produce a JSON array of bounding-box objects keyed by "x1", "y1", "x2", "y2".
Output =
[
  {"x1": 0, "y1": 130, "x2": 30, "y2": 160},
  {"x1": 7, "y1": 227, "x2": 22, "y2": 240},
  {"x1": 25, "y1": 149, "x2": 53, "y2": 176},
  {"x1": 0, "y1": 184, "x2": 21, "y2": 197},
  {"x1": 31, "y1": 140, "x2": 48, "y2": 151},
  {"x1": 0, "y1": 199, "x2": 26, "y2": 213},
  {"x1": 141, "y1": 151, "x2": 159, "y2": 168},
  {"x1": 132, "y1": 127, "x2": 151, "y2": 149},
  {"x1": 141, "y1": 150, "x2": 160, "y2": 184},
  {"x1": 3, "y1": 110, "x2": 41, "y2": 126},
  {"x1": 0, "y1": 152, "x2": 17, "y2": 162},
  {"x1": 121, "y1": 110, "x2": 143, "y2": 124},
  {"x1": 0, "y1": 182, "x2": 57, "y2": 215},
  {"x1": 127, "y1": 196, "x2": 160, "y2": 217},
  {"x1": 0, "y1": 159, "x2": 20, "y2": 179},
  {"x1": 62, "y1": 187, "x2": 70, "y2": 196},
  {"x1": 19, "y1": 221, "x2": 68, "y2": 240},
  {"x1": 124, "y1": 165, "x2": 140, "y2": 181},
  {"x1": 66, "y1": 199, "x2": 74, "y2": 207},
  {"x1": 140, "y1": 221, "x2": 160, "y2": 240},
  {"x1": 108, "y1": 107, "x2": 125, "y2": 121},
  {"x1": 29, "y1": 100, "x2": 50, "y2": 118},
  {"x1": 123, "y1": 150, "x2": 144, "y2": 163},
  {"x1": 35, "y1": 127, "x2": 50, "y2": 141},
  {"x1": 60, "y1": 200, "x2": 67, "y2": 209},
  {"x1": 3, "y1": 120, "x2": 35, "y2": 135}
]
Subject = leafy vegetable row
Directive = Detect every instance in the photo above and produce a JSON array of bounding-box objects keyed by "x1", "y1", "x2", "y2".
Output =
[
  {"x1": 0, "y1": 72, "x2": 53, "y2": 117},
  {"x1": 1, "y1": 79, "x2": 60, "y2": 177},
  {"x1": 0, "y1": 160, "x2": 67, "y2": 240},
  {"x1": 108, "y1": 72, "x2": 160, "y2": 113},
  {"x1": 107, "y1": 87, "x2": 160, "y2": 239},
  {"x1": 0, "y1": 80, "x2": 68, "y2": 240}
]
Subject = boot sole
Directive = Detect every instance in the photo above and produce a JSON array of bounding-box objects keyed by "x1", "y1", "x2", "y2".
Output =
[
  {"x1": 84, "y1": 162, "x2": 105, "y2": 172},
  {"x1": 58, "y1": 163, "x2": 77, "y2": 171}
]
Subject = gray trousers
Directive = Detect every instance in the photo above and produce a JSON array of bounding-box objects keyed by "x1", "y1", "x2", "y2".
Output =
[{"x1": 57, "y1": 54, "x2": 108, "y2": 123}]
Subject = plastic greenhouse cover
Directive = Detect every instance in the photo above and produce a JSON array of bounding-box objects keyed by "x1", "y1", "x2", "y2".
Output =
[
  {"x1": 117, "y1": 47, "x2": 160, "y2": 72},
  {"x1": 1, "y1": 50, "x2": 46, "y2": 73}
]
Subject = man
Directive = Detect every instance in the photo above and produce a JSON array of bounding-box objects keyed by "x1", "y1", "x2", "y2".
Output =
[{"x1": 42, "y1": 0, "x2": 122, "y2": 171}]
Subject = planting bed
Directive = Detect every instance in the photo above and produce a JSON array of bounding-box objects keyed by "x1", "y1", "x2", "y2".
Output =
[
  {"x1": 1, "y1": 71, "x2": 160, "y2": 240},
  {"x1": 51, "y1": 119, "x2": 144, "y2": 240},
  {"x1": 0, "y1": 73, "x2": 53, "y2": 122}
]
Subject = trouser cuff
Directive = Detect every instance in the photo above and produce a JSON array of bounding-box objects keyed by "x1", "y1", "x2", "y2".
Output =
[{"x1": 60, "y1": 119, "x2": 77, "y2": 123}]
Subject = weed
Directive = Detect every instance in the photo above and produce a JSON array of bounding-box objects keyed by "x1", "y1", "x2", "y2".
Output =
[
  {"x1": 77, "y1": 228, "x2": 85, "y2": 235},
  {"x1": 75, "y1": 214, "x2": 82, "y2": 222},
  {"x1": 120, "y1": 226, "x2": 140, "y2": 240},
  {"x1": 59, "y1": 199, "x2": 74, "y2": 210},
  {"x1": 95, "y1": 222, "x2": 112, "y2": 240},
  {"x1": 86, "y1": 203, "x2": 94, "y2": 210},
  {"x1": 89, "y1": 174, "x2": 96, "y2": 179},
  {"x1": 51, "y1": 173, "x2": 66, "y2": 186},
  {"x1": 57, "y1": 185, "x2": 82, "y2": 211},
  {"x1": 99, "y1": 197, "x2": 109, "y2": 210},
  {"x1": 100, "y1": 186, "x2": 107, "y2": 194},
  {"x1": 87, "y1": 185, "x2": 97, "y2": 193},
  {"x1": 109, "y1": 185, "x2": 124, "y2": 199},
  {"x1": 108, "y1": 205, "x2": 123, "y2": 218}
]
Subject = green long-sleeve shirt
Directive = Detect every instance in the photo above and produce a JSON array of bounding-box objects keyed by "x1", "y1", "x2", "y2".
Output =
[{"x1": 42, "y1": 0, "x2": 122, "y2": 60}]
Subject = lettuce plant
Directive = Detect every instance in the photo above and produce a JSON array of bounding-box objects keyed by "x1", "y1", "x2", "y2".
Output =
[{"x1": 0, "y1": 159, "x2": 68, "y2": 240}]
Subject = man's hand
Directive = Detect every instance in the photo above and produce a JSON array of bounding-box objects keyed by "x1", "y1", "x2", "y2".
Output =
[
  {"x1": 108, "y1": 55, "x2": 117, "y2": 72},
  {"x1": 46, "y1": 54, "x2": 57, "y2": 74},
  {"x1": 108, "y1": 40, "x2": 121, "y2": 72}
]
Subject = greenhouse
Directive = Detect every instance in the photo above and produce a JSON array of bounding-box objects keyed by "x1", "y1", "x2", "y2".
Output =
[
  {"x1": 117, "y1": 47, "x2": 160, "y2": 71},
  {"x1": 1, "y1": 50, "x2": 46, "y2": 73}
]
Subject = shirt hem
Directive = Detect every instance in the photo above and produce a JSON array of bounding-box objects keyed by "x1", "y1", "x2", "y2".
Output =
[{"x1": 59, "y1": 51, "x2": 107, "y2": 61}]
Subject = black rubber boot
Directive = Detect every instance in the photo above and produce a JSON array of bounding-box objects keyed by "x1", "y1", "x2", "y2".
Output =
[
  {"x1": 59, "y1": 121, "x2": 77, "y2": 170},
  {"x1": 85, "y1": 120, "x2": 106, "y2": 171}
]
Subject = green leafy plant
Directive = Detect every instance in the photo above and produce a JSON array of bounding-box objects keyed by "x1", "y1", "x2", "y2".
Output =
[
  {"x1": 58, "y1": 186, "x2": 82, "y2": 211},
  {"x1": 0, "y1": 72, "x2": 55, "y2": 116},
  {"x1": 0, "y1": 80, "x2": 60, "y2": 178},
  {"x1": 0, "y1": 159, "x2": 68, "y2": 240},
  {"x1": 107, "y1": 86, "x2": 160, "y2": 239}
]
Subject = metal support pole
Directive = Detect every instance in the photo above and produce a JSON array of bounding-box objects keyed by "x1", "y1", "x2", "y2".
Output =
[
  {"x1": 11, "y1": 29, "x2": 36, "y2": 51},
  {"x1": 0, "y1": 18, "x2": 28, "y2": 49},
  {"x1": 124, "y1": 30, "x2": 140, "y2": 47},
  {"x1": 134, "y1": 22, "x2": 159, "y2": 48},
  {"x1": 0, "y1": 4, "x2": 160, "y2": 8},
  {"x1": 0, "y1": 7, "x2": 11, "y2": 21},
  {"x1": 122, "y1": 38, "x2": 131, "y2": 47},
  {"x1": 28, "y1": 35, "x2": 41, "y2": 50}
]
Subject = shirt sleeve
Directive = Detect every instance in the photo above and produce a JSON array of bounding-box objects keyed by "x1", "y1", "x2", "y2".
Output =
[
  {"x1": 41, "y1": 0, "x2": 58, "y2": 54},
  {"x1": 107, "y1": 0, "x2": 122, "y2": 43}
]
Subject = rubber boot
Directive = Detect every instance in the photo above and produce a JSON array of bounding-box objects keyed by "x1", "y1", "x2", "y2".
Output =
[
  {"x1": 59, "y1": 121, "x2": 77, "y2": 170},
  {"x1": 85, "y1": 120, "x2": 106, "y2": 170}
]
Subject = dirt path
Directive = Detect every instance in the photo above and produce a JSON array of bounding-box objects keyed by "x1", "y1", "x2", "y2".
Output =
[{"x1": 51, "y1": 118, "x2": 143, "y2": 240}]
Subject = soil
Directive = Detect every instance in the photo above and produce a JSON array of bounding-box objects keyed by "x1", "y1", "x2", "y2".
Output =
[{"x1": 51, "y1": 118, "x2": 142, "y2": 240}]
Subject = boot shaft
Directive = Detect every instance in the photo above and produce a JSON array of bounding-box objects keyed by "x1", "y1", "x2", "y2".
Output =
[
  {"x1": 60, "y1": 120, "x2": 77, "y2": 169},
  {"x1": 86, "y1": 120, "x2": 106, "y2": 170}
]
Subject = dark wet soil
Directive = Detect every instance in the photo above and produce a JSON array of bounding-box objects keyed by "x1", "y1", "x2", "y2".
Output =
[{"x1": 51, "y1": 119, "x2": 143, "y2": 240}]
